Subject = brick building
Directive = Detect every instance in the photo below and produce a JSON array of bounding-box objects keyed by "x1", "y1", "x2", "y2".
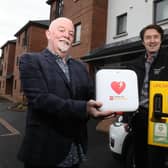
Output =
[
  {"x1": 0, "y1": 40, "x2": 16, "y2": 96},
  {"x1": 12, "y1": 20, "x2": 50, "y2": 101},
  {"x1": 0, "y1": 20, "x2": 49, "y2": 102},
  {"x1": 0, "y1": 58, "x2": 2, "y2": 91}
]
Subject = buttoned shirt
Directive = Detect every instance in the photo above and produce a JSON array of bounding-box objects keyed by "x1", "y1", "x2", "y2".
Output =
[
  {"x1": 139, "y1": 52, "x2": 158, "y2": 108},
  {"x1": 53, "y1": 53, "x2": 87, "y2": 167}
]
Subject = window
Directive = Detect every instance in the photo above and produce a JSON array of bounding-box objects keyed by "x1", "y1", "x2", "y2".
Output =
[
  {"x1": 14, "y1": 80, "x2": 17, "y2": 89},
  {"x1": 2, "y1": 80, "x2": 4, "y2": 88},
  {"x1": 16, "y1": 56, "x2": 19, "y2": 66},
  {"x1": 18, "y1": 36, "x2": 21, "y2": 44},
  {"x1": 56, "y1": 0, "x2": 64, "y2": 18},
  {"x1": 154, "y1": 0, "x2": 168, "y2": 23},
  {"x1": 116, "y1": 13, "x2": 127, "y2": 35},
  {"x1": 1, "y1": 64, "x2": 3, "y2": 75},
  {"x1": 74, "y1": 23, "x2": 81, "y2": 44},
  {"x1": 22, "y1": 30, "x2": 29, "y2": 47}
]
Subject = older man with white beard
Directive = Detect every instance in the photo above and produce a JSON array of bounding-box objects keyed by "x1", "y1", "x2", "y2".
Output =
[{"x1": 17, "y1": 17, "x2": 114, "y2": 168}]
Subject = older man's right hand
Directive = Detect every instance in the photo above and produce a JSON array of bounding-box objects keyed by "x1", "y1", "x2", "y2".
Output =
[{"x1": 86, "y1": 99, "x2": 115, "y2": 119}]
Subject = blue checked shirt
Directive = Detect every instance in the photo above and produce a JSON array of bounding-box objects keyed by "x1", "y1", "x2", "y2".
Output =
[{"x1": 55, "y1": 55, "x2": 87, "y2": 167}]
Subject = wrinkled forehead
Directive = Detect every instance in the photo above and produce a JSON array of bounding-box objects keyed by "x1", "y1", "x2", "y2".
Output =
[{"x1": 49, "y1": 18, "x2": 74, "y2": 32}]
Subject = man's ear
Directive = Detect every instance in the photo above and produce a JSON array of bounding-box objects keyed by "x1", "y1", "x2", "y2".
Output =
[
  {"x1": 45, "y1": 30, "x2": 51, "y2": 40},
  {"x1": 142, "y1": 41, "x2": 145, "y2": 46}
]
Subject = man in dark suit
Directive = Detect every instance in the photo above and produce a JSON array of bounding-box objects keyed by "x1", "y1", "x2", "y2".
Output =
[
  {"x1": 17, "y1": 17, "x2": 114, "y2": 168},
  {"x1": 126, "y1": 24, "x2": 168, "y2": 168}
]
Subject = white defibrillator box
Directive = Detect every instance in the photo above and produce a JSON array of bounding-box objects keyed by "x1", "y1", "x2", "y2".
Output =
[{"x1": 96, "y1": 69, "x2": 139, "y2": 112}]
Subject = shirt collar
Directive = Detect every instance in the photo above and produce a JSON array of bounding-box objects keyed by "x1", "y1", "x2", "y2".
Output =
[
  {"x1": 145, "y1": 52, "x2": 158, "y2": 60},
  {"x1": 55, "y1": 54, "x2": 71, "y2": 63},
  {"x1": 46, "y1": 48, "x2": 71, "y2": 62}
]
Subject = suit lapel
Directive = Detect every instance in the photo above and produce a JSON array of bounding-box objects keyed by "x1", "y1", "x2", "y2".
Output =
[
  {"x1": 68, "y1": 61, "x2": 76, "y2": 98},
  {"x1": 42, "y1": 49, "x2": 73, "y2": 92}
]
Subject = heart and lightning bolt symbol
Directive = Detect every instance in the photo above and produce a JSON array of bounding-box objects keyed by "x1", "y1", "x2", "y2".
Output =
[{"x1": 111, "y1": 81, "x2": 126, "y2": 94}]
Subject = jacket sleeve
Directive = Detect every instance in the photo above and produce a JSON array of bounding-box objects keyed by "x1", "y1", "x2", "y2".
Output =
[{"x1": 19, "y1": 53, "x2": 88, "y2": 120}]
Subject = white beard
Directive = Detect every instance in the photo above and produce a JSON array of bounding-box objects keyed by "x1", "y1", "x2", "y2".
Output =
[{"x1": 57, "y1": 41, "x2": 70, "y2": 53}]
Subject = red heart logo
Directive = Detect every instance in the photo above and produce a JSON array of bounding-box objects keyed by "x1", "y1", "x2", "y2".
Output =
[{"x1": 111, "y1": 81, "x2": 126, "y2": 95}]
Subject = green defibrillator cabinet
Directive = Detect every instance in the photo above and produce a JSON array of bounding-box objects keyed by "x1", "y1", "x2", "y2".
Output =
[{"x1": 148, "y1": 81, "x2": 168, "y2": 147}]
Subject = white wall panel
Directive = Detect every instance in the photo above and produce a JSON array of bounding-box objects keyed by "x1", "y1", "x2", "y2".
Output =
[{"x1": 106, "y1": 0, "x2": 153, "y2": 44}]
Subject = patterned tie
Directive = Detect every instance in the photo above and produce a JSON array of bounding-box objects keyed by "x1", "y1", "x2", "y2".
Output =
[{"x1": 140, "y1": 55, "x2": 154, "y2": 108}]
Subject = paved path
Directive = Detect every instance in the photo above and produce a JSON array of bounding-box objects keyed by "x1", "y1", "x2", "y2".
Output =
[
  {"x1": 0, "y1": 98, "x2": 123, "y2": 168},
  {"x1": 81, "y1": 119, "x2": 123, "y2": 168},
  {"x1": 0, "y1": 98, "x2": 25, "y2": 168}
]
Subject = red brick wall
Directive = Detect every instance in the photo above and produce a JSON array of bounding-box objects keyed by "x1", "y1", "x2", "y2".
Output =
[
  {"x1": 12, "y1": 25, "x2": 48, "y2": 102},
  {"x1": 91, "y1": 0, "x2": 108, "y2": 49},
  {"x1": 28, "y1": 26, "x2": 48, "y2": 52},
  {"x1": 0, "y1": 42, "x2": 16, "y2": 95}
]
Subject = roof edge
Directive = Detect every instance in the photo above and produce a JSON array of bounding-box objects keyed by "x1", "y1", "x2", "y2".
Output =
[{"x1": 14, "y1": 20, "x2": 50, "y2": 37}]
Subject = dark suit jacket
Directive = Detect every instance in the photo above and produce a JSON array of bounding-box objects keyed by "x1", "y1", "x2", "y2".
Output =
[
  {"x1": 122, "y1": 47, "x2": 168, "y2": 123},
  {"x1": 17, "y1": 49, "x2": 94, "y2": 166},
  {"x1": 124, "y1": 47, "x2": 168, "y2": 95},
  {"x1": 123, "y1": 47, "x2": 168, "y2": 168}
]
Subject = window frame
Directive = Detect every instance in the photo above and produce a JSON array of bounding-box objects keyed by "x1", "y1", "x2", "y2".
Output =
[
  {"x1": 73, "y1": 23, "x2": 81, "y2": 45},
  {"x1": 55, "y1": 0, "x2": 64, "y2": 18},
  {"x1": 22, "y1": 30, "x2": 29, "y2": 47},
  {"x1": 116, "y1": 13, "x2": 127, "y2": 35},
  {"x1": 154, "y1": 0, "x2": 168, "y2": 24}
]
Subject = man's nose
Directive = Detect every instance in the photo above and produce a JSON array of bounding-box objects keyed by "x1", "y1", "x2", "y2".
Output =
[
  {"x1": 151, "y1": 37, "x2": 155, "y2": 42},
  {"x1": 150, "y1": 36, "x2": 159, "y2": 42},
  {"x1": 63, "y1": 31, "x2": 70, "y2": 38}
]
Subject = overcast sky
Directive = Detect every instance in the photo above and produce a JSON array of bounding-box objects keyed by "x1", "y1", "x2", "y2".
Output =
[{"x1": 0, "y1": 0, "x2": 50, "y2": 54}]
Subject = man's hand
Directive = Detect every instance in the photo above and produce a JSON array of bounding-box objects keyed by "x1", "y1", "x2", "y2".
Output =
[{"x1": 87, "y1": 99, "x2": 115, "y2": 119}]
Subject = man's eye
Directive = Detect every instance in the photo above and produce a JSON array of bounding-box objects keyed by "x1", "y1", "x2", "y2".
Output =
[
  {"x1": 145, "y1": 36, "x2": 151, "y2": 40},
  {"x1": 154, "y1": 35, "x2": 160, "y2": 39},
  {"x1": 59, "y1": 29, "x2": 65, "y2": 32}
]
